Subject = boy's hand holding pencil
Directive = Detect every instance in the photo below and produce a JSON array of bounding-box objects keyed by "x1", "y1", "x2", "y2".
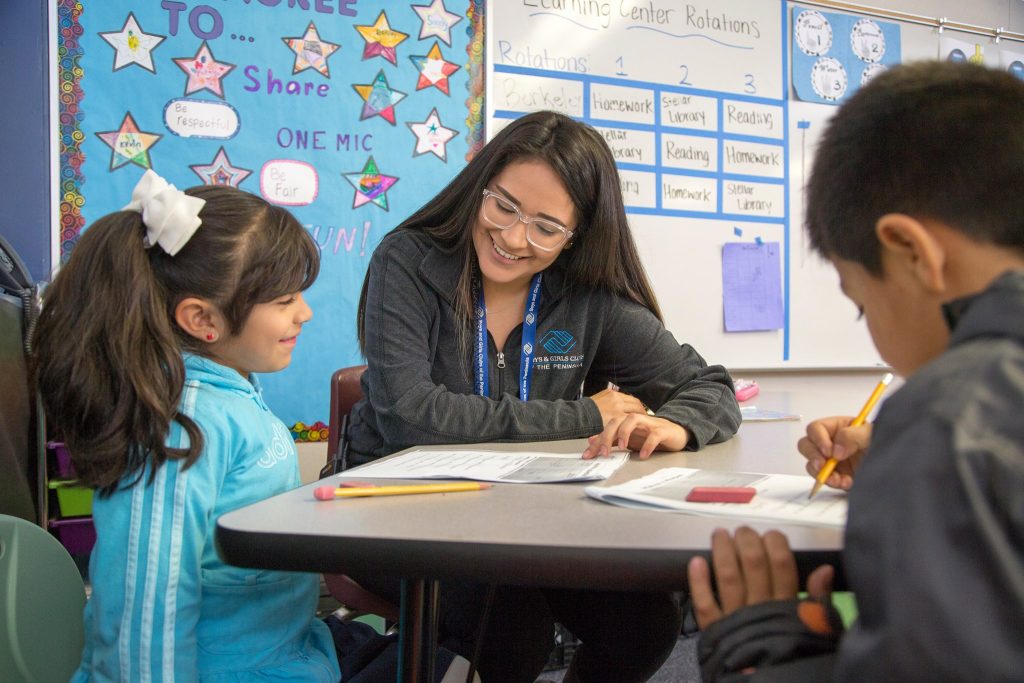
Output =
[
  {"x1": 798, "y1": 417, "x2": 873, "y2": 492},
  {"x1": 805, "y1": 373, "x2": 893, "y2": 498}
]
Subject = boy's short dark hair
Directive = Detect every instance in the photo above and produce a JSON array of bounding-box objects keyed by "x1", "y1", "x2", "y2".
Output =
[{"x1": 806, "y1": 61, "x2": 1024, "y2": 274}]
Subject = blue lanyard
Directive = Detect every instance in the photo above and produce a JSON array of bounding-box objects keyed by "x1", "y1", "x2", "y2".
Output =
[{"x1": 474, "y1": 273, "x2": 543, "y2": 400}]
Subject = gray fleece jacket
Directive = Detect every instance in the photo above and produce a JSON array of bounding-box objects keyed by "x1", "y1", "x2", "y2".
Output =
[{"x1": 348, "y1": 229, "x2": 741, "y2": 461}]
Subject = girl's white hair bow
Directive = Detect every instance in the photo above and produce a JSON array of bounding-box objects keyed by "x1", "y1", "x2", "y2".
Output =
[{"x1": 122, "y1": 170, "x2": 206, "y2": 256}]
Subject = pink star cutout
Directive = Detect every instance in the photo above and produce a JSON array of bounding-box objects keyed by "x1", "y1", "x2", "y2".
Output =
[{"x1": 172, "y1": 41, "x2": 235, "y2": 98}]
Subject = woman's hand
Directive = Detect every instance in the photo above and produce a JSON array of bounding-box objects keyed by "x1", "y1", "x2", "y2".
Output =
[
  {"x1": 686, "y1": 527, "x2": 835, "y2": 630},
  {"x1": 797, "y1": 417, "x2": 872, "y2": 491},
  {"x1": 589, "y1": 387, "x2": 648, "y2": 425},
  {"x1": 581, "y1": 413, "x2": 690, "y2": 460}
]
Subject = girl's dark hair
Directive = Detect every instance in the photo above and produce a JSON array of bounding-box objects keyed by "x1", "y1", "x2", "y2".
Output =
[
  {"x1": 31, "y1": 183, "x2": 319, "y2": 494},
  {"x1": 357, "y1": 110, "x2": 661, "y2": 351}
]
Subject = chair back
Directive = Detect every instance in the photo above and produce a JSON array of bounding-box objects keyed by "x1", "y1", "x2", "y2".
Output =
[
  {"x1": 0, "y1": 234, "x2": 44, "y2": 523},
  {"x1": 0, "y1": 514, "x2": 86, "y2": 683},
  {"x1": 327, "y1": 365, "x2": 367, "y2": 465},
  {"x1": 322, "y1": 366, "x2": 401, "y2": 623}
]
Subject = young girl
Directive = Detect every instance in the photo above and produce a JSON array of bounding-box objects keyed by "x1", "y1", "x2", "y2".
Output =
[
  {"x1": 348, "y1": 111, "x2": 742, "y2": 681},
  {"x1": 33, "y1": 172, "x2": 426, "y2": 681}
]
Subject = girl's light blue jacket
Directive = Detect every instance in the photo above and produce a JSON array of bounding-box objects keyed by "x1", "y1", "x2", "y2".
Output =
[{"x1": 72, "y1": 354, "x2": 340, "y2": 682}]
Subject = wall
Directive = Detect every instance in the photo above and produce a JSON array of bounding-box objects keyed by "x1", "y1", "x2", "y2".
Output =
[{"x1": 0, "y1": 0, "x2": 51, "y2": 281}]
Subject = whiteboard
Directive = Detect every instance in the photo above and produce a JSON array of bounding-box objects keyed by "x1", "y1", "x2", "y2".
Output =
[{"x1": 486, "y1": 0, "x2": 1024, "y2": 369}]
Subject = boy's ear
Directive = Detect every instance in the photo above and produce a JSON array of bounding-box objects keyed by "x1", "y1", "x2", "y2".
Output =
[
  {"x1": 875, "y1": 213, "x2": 947, "y2": 294},
  {"x1": 175, "y1": 297, "x2": 224, "y2": 343}
]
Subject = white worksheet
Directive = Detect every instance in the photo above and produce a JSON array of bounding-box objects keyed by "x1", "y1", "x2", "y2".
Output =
[
  {"x1": 586, "y1": 467, "x2": 847, "y2": 528},
  {"x1": 347, "y1": 449, "x2": 629, "y2": 484}
]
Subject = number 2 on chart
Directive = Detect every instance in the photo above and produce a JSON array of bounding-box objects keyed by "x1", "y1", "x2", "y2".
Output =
[{"x1": 679, "y1": 64, "x2": 692, "y2": 85}]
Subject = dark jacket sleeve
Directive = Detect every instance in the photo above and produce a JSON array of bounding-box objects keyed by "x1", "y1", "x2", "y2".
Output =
[
  {"x1": 360, "y1": 236, "x2": 602, "y2": 450},
  {"x1": 698, "y1": 598, "x2": 841, "y2": 683},
  {"x1": 590, "y1": 296, "x2": 741, "y2": 449}
]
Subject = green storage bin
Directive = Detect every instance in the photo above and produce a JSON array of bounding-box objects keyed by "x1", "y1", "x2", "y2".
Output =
[
  {"x1": 48, "y1": 479, "x2": 93, "y2": 517},
  {"x1": 832, "y1": 591, "x2": 859, "y2": 628}
]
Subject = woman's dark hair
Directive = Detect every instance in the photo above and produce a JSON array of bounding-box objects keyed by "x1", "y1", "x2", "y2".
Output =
[
  {"x1": 31, "y1": 183, "x2": 319, "y2": 494},
  {"x1": 357, "y1": 110, "x2": 661, "y2": 351}
]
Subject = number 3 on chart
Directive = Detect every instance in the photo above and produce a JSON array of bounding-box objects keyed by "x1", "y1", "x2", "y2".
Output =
[{"x1": 744, "y1": 74, "x2": 757, "y2": 94}]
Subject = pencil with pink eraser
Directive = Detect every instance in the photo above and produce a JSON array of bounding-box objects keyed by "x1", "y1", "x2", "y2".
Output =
[
  {"x1": 808, "y1": 373, "x2": 894, "y2": 499},
  {"x1": 314, "y1": 481, "x2": 492, "y2": 500}
]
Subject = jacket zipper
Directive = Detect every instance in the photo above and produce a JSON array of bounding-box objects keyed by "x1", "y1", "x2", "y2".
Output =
[{"x1": 495, "y1": 349, "x2": 506, "y2": 397}]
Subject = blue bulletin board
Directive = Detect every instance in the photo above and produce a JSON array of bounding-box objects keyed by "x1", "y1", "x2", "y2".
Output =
[{"x1": 58, "y1": 0, "x2": 483, "y2": 439}]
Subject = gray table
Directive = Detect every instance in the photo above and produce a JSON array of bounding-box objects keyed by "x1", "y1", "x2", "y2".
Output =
[{"x1": 216, "y1": 371, "x2": 887, "y2": 680}]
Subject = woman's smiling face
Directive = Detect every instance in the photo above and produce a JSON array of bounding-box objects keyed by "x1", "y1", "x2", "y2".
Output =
[{"x1": 472, "y1": 158, "x2": 576, "y2": 292}]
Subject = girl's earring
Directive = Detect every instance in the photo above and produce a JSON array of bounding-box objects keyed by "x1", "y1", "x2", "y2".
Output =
[{"x1": 206, "y1": 332, "x2": 217, "y2": 342}]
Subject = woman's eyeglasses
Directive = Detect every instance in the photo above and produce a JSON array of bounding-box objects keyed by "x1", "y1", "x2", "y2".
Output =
[{"x1": 480, "y1": 189, "x2": 573, "y2": 252}]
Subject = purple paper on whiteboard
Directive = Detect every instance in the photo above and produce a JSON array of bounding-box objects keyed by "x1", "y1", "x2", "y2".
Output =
[{"x1": 722, "y1": 242, "x2": 784, "y2": 332}]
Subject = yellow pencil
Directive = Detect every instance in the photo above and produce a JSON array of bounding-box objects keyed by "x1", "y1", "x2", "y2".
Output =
[
  {"x1": 808, "y1": 372, "x2": 894, "y2": 500},
  {"x1": 314, "y1": 481, "x2": 493, "y2": 500}
]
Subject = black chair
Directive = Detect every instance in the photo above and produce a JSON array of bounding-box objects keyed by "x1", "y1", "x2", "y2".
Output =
[{"x1": 320, "y1": 365, "x2": 367, "y2": 478}]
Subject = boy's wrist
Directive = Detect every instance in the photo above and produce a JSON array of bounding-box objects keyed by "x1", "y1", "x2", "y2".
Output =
[{"x1": 698, "y1": 597, "x2": 843, "y2": 682}]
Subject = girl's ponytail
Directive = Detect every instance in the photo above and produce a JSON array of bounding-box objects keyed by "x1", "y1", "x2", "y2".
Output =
[
  {"x1": 33, "y1": 210, "x2": 202, "y2": 493},
  {"x1": 33, "y1": 171, "x2": 317, "y2": 493}
]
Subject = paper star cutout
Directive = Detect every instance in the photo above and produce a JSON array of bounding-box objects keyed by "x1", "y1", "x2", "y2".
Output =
[
  {"x1": 352, "y1": 70, "x2": 407, "y2": 125},
  {"x1": 282, "y1": 22, "x2": 340, "y2": 78},
  {"x1": 189, "y1": 147, "x2": 252, "y2": 187},
  {"x1": 411, "y1": 0, "x2": 464, "y2": 46},
  {"x1": 172, "y1": 41, "x2": 235, "y2": 98},
  {"x1": 99, "y1": 12, "x2": 166, "y2": 73},
  {"x1": 407, "y1": 108, "x2": 457, "y2": 161},
  {"x1": 95, "y1": 112, "x2": 162, "y2": 171},
  {"x1": 410, "y1": 42, "x2": 461, "y2": 95},
  {"x1": 344, "y1": 156, "x2": 398, "y2": 210},
  {"x1": 354, "y1": 11, "x2": 408, "y2": 65}
]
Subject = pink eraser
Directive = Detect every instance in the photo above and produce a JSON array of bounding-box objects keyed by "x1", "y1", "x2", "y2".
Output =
[
  {"x1": 734, "y1": 380, "x2": 759, "y2": 402},
  {"x1": 685, "y1": 486, "x2": 757, "y2": 503},
  {"x1": 314, "y1": 486, "x2": 336, "y2": 501}
]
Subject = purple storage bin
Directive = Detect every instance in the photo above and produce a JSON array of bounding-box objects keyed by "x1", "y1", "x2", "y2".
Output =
[
  {"x1": 48, "y1": 441, "x2": 76, "y2": 478},
  {"x1": 49, "y1": 517, "x2": 96, "y2": 555}
]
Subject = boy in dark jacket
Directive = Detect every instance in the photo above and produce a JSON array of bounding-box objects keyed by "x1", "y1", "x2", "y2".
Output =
[{"x1": 687, "y1": 61, "x2": 1024, "y2": 682}]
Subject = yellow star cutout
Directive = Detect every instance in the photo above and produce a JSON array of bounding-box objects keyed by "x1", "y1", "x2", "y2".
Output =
[{"x1": 355, "y1": 11, "x2": 409, "y2": 65}]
